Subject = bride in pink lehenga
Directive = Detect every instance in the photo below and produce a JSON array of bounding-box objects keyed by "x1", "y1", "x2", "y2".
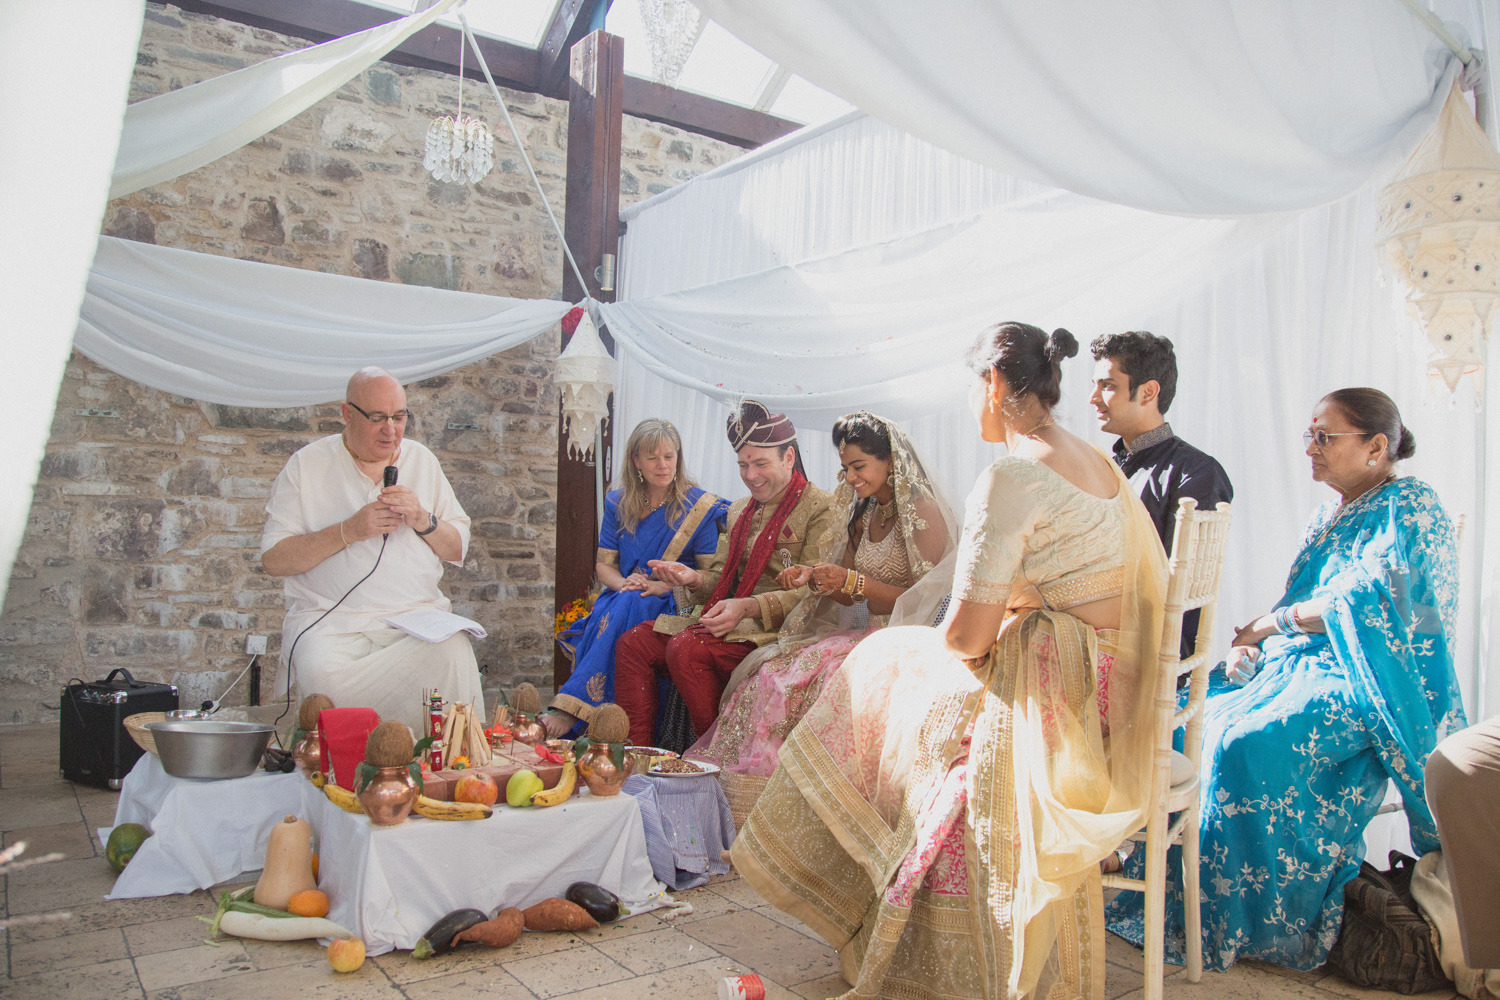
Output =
[{"x1": 686, "y1": 412, "x2": 957, "y2": 823}]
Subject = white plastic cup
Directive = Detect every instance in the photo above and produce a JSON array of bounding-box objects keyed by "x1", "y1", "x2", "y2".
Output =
[{"x1": 718, "y1": 974, "x2": 766, "y2": 1000}]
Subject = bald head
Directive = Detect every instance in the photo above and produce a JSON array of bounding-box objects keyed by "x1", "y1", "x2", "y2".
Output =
[{"x1": 347, "y1": 366, "x2": 400, "y2": 399}]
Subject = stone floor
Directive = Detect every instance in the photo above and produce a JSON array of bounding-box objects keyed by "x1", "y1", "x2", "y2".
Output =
[{"x1": 0, "y1": 722, "x2": 1461, "y2": 1000}]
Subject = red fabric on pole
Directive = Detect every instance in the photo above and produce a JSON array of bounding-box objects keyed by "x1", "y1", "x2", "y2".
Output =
[{"x1": 317, "y1": 706, "x2": 380, "y2": 790}]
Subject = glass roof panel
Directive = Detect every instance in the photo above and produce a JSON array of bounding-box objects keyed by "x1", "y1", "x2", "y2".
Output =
[
  {"x1": 357, "y1": 0, "x2": 562, "y2": 48},
  {"x1": 770, "y1": 75, "x2": 855, "y2": 125},
  {"x1": 672, "y1": 20, "x2": 773, "y2": 108},
  {"x1": 602, "y1": 1, "x2": 657, "y2": 79}
]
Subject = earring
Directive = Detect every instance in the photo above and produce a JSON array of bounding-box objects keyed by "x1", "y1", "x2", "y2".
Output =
[
  {"x1": 636, "y1": 469, "x2": 644, "y2": 482},
  {"x1": 1367, "y1": 459, "x2": 1377, "y2": 467}
]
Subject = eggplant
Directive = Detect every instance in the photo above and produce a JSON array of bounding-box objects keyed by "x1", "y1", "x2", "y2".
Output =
[
  {"x1": 413, "y1": 908, "x2": 489, "y2": 958},
  {"x1": 565, "y1": 881, "x2": 621, "y2": 923}
]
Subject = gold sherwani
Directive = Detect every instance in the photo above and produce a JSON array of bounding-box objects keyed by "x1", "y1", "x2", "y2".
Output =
[{"x1": 658, "y1": 482, "x2": 837, "y2": 647}]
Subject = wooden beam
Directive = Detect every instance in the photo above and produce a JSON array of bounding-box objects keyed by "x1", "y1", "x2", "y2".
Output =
[
  {"x1": 169, "y1": 0, "x2": 800, "y2": 149},
  {"x1": 622, "y1": 77, "x2": 801, "y2": 148},
  {"x1": 554, "y1": 30, "x2": 625, "y2": 690},
  {"x1": 172, "y1": 0, "x2": 539, "y2": 91},
  {"x1": 537, "y1": 0, "x2": 612, "y2": 100}
]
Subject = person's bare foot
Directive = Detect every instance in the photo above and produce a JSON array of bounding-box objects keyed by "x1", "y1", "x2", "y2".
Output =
[{"x1": 540, "y1": 710, "x2": 577, "y2": 739}]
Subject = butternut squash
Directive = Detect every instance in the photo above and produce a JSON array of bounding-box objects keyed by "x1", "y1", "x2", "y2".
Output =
[{"x1": 254, "y1": 814, "x2": 316, "y2": 909}]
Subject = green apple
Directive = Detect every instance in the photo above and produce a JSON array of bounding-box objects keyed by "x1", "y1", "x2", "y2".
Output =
[{"x1": 506, "y1": 769, "x2": 544, "y2": 807}]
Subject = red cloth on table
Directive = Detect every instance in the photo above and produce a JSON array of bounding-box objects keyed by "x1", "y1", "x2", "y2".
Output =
[
  {"x1": 317, "y1": 707, "x2": 380, "y2": 790},
  {"x1": 614, "y1": 621, "x2": 754, "y2": 745}
]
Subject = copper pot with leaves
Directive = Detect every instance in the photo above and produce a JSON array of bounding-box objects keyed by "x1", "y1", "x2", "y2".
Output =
[
  {"x1": 354, "y1": 721, "x2": 432, "y2": 825},
  {"x1": 573, "y1": 703, "x2": 631, "y2": 796},
  {"x1": 509, "y1": 682, "x2": 547, "y2": 746},
  {"x1": 291, "y1": 693, "x2": 333, "y2": 775}
]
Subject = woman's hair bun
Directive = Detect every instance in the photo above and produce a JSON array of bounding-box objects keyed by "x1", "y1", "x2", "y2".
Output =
[
  {"x1": 1394, "y1": 424, "x2": 1416, "y2": 461},
  {"x1": 1045, "y1": 328, "x2": 1079, "y2": 362}
]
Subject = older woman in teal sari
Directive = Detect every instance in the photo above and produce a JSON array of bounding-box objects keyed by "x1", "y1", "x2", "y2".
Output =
[
  {"x1": 1108, "y1": 387, "x2": 1465, "y2": 970},
  {"x1": 542, "y1": 419, "x2": 727, "y2": 738}
]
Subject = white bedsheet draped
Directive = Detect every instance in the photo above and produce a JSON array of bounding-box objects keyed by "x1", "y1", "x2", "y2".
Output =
[
  {"x1": 2, "y1": 1, "x2": 144, "y2": 609},
  {"x1": 608, "y1": 110, "x2": 1495, "y2": 717},
  {"x1": 75, "y1": 237, "x2": 570, "y2": 407},
  {"x1": 690, "y1": 0, "x2": 1463, "y2": 216},
  {"x1": 110, "y1": 0, "x2": 459, "y2": 200}
]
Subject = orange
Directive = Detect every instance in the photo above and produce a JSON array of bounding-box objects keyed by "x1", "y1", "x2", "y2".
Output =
[{"x1": 287, "y1": 889, "x2": 330, "y2": 918}]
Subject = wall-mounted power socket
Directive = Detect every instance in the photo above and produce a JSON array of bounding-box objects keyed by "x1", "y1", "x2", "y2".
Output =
[{"x1": 245, "y1": 635, "x2": 268, "y2": 655}]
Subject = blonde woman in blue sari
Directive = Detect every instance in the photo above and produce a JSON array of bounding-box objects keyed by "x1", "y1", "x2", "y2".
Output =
[
  {"x1": 1107, "y1": 388, "x2": 1465, "y2": 969},
  {"x1": 543, "y1": 420, "x2": 727, "y2": 738}
]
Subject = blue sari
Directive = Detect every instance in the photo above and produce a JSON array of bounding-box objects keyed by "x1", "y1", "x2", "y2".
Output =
[
  {"x1": 1107, "y1": 476, "x2": 1464, "y2": 969},
  {"x1": 554, "y1": 487, "x2": 727, "y2": 727}
]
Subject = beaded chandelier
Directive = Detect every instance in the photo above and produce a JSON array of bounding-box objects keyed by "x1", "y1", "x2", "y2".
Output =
[{"x1": 422, "y1": 25, "x2": 493, "y2": 185}]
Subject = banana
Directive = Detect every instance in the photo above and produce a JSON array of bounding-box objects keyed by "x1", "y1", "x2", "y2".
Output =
[
  {"x1": 413, "y1": 794, "x2": 492, "y2": 821},
  {"x1": 322, "y1": 782, "x2": 364, "y2": 814},
  {"x1": 531, "y1": 762, "x2": 577, "y2": 808},
  {"x1": 309, "y1": 771, "x2": 327, "y2": 788}
]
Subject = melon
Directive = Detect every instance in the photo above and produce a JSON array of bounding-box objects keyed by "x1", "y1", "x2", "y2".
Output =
[{"x1": 106, "y1": 823, "x2": 152, "y2": 872}]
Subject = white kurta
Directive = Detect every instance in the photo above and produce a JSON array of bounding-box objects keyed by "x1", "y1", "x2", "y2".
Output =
[{"x1": 261, "y1": 434, "x2": 482, "y2": 728}]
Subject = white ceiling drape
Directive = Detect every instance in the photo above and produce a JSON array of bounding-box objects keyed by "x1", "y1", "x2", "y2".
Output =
[
  {"x1": 1, "y1": 1, "x2": 145, "y2": 609},
  {"x1": 689, "y1": 0, "x2": 1463, "y2": 216},
  {"x1": 75, "y1": 237, "x2": 572, "y2": 407},
  {"x1": 110, "y1": 0, "x2": 460, "y2": 200}
]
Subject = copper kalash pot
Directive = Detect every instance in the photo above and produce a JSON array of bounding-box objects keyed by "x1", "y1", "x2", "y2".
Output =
[
  {"x1": 292, "y1": 731, "x2": 322, "y2": 776},
  {"x1": 356, "y1": 766, "x2": 419, "y2": 825},
  {"x1": 577, "y1": 743, "x2": 626, "y2": 796},
  {"x1": 511, "y1": 713, "x2": 546, "y2": 746}
]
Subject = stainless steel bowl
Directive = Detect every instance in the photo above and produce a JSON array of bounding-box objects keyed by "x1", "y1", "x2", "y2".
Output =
[{"x1": 146, "y1": 720, "x2": 276, "y2": 780}]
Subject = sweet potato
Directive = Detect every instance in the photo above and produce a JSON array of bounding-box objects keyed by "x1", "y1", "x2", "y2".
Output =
[
  {"x1": 522, "y1": 898, "x2": 599, "y2": 931},
  {"x1": 452, "y1": 907, "x2": 524, "y2": 948}
]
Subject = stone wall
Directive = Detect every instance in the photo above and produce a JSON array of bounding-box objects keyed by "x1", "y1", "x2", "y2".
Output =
[{"x1": 0, "y1": 5, "x2": 742, "y2": 724}]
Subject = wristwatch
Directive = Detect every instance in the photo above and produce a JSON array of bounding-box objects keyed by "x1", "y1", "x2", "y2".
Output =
[{"x1": 415, "y1": 511, "x2": 439, "y2": 536}]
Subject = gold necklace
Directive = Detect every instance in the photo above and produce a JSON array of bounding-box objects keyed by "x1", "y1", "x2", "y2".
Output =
[
  {"x1": 1016, "y1": 418, "x2": 1055, "y2": 438},
  {"x1": 876, "y1": 496, "x2": 896, "y2": 525},
  {"x1": 1315, "y1": 474, "x2": 1396, "y2": 545}
]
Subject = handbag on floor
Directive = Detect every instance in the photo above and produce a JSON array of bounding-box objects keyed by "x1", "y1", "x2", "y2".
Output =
[{"x1": 1326, "y1": 850, "x2": 1452, "y2": 994}]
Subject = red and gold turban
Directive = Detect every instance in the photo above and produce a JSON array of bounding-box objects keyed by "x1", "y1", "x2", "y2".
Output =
[{"x1": 727, "y1": 400, "x2": 797, "y2": 451}]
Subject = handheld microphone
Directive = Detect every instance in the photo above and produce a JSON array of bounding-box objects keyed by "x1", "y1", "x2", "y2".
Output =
[{"x1": 382, "y1": 466, "x2": 398, "y2": 537}]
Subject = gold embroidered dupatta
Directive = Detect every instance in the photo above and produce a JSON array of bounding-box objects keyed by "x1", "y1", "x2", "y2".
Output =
[{"x1": 732, "y1": 460, "x2": 1166, "y2": 1000}]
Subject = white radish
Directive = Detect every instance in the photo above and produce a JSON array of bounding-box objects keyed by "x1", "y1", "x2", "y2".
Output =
[{"x1": 218, "y1": 910, "x2": 355, "y2": 941}]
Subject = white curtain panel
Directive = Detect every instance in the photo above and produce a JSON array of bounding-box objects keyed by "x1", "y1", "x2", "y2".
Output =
[
  {"x1": 607, "y1": 111, "x2": 1496, "y2": 715},
  {"x1": 0, "y1": 1, "x2": 145, "y2": 609},
  {"x1": 110, "y1": 0, "x2": 460, "y2": 200},
  {"x1": 75, "y1": 237, "x2": 571, "y2": 407},
  {"x1": 690, "y1": 0, "x2": 1464, "y2": 216}
]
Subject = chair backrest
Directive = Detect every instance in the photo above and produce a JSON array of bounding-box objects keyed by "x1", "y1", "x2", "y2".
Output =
[{"x1": 1150, "y1": 498, "x2": 1233, "y2": 805}]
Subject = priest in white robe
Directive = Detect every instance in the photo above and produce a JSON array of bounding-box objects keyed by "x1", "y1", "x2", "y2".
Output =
[{"x1": 259, "y1": 367, "x2": 484, "y2": 732}]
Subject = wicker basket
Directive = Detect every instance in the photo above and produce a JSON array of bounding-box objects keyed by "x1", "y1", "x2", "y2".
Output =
[{"x1": 124, "y1": 712, "x2": 167, "y2": 756}]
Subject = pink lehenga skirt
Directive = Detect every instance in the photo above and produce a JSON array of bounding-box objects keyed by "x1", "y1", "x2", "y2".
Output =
[{"x1": 689, "y1": 628, "x2": 873, "y2": 825}]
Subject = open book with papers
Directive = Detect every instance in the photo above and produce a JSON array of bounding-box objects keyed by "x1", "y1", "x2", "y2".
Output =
[{"x1": 381, "y1": 608, "x2": 487, "y2": 642}]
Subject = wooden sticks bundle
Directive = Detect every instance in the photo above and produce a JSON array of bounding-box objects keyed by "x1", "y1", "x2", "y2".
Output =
[{"x1": 439, "y1": 702, "x2": 491, "y2": 768}]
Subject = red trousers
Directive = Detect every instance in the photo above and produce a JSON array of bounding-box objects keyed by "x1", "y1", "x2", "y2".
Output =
[{"x1": 613, "y1": 621, "x2": 756, "y2": 746}]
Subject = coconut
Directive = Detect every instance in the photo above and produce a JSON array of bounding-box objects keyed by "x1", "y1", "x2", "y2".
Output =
[
  {"x1": 587, "y1": 703, "x2": 630, "y2": 744},
  {"x1": 512, "y1": 682, "x2": 542, "y2": 716},
  {"x1": 298, "y1": 693, "x2": 335, "y2": 732},
  {"x1": 365, "y1": 720, "x2": 415, "y2": 768}
]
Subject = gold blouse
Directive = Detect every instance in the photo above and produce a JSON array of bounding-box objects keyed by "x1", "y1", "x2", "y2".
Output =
[{"x1": 953, "y1": 457, "x2": 1125, "y2": 611}]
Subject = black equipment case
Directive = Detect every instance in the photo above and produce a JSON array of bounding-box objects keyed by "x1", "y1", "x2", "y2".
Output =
[{"x1": 60, "y1": 668, "x2": 178, "y2": 789}]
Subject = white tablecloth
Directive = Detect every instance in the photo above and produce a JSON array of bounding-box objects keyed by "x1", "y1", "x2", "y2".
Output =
[
  {"x1": 104, "y1": 754, "x2": 305, "y2": 899},
  {"x1": 309, "y1": 786, "x2": 668, "y2": 955}
]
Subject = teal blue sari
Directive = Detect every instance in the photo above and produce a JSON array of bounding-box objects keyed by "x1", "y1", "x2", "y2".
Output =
[{"x1": 1107, "y1": 476, "x2": 1464, "y2": 969}]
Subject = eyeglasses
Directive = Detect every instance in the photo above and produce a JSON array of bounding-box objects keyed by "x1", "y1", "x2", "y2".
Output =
[
  {"x1": 1303, "y1": 429, "x2": 1364, "y2": 449},
  {"x1": 346, "y1": 400, "x2": 411, "y2": 426}
]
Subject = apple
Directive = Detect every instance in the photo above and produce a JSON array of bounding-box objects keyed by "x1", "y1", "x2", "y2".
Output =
[
  {"x1": 506, "y1": 769, "x2": 544, "y2": 807},
  {"x1": 327, "y1": 936, "x2": 365, "y2": 973},
  {"x1": 455, "y1": 772, "x2": 499, "y2": 806}
]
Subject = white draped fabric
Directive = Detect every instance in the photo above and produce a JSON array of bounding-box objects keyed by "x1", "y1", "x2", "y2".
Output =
[
  {"x1": 607, "y1": 106, "x2": 1497, "y2": 717},
  {"x1": 1, "y1": 1, "x2": 144, "y2": 609},
  {"x1": 110, "y1": 0, "x2": 459, "y2": 200},
  {"x1": 690, "y1": 0, "x2": 1462, "y2": 216},
  {"x1": 75, "y1": 237, "x2": 571, "y2": 407}
]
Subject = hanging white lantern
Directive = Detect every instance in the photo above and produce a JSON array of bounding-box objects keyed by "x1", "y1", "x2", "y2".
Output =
[
  {"x1": 1375, "y1": 82, "x2": 1500, "y2": 392},
  {"x1": 554, "y1": 309, "x2": 615, "y2": 460}
]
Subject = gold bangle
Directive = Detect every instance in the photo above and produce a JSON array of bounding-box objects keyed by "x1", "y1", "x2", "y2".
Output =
[
  {"x1": 841, "y1": 569, "x2": 858, "y2": 596},
  {"x1": 339, "y1": 520, "x2": 350, "y2": 548},
  {"x1": 854, "y1": 573, "x2": 866, "y2": 600}
]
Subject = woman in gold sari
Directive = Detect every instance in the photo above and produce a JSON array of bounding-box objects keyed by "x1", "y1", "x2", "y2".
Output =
[{"x1": 732, "y1": 322, "x2": 1168, "y2": 1000}]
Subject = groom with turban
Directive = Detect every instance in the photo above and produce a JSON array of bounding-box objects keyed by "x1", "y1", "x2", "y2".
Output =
[{"x1": 612, "y1": 401, "x2": 836, "y2": 746}]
